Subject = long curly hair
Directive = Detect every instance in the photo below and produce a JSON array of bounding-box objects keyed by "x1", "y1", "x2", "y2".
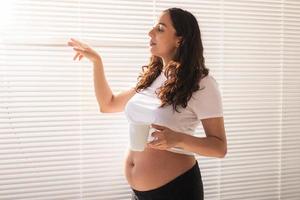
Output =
[{"x1": 135, "y1": 7, "x2": 209, "y2": 113}]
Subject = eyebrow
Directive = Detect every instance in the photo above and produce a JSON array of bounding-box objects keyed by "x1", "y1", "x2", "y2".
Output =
[{"x1": 158, "y1": 22, "x2": 167, "y2": 27}]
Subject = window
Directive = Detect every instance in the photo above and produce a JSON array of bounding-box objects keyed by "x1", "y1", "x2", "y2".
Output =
[{"x1": 0, "y1": 1, "x2": 299, "y2": 199}]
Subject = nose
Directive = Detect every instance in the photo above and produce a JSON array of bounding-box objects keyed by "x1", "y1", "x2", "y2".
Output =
[{"x1": 148, "y1": 27, "x2": 154, "y2": 37}]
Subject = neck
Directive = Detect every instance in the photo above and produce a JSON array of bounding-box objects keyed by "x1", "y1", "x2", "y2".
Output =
[{"x1": 162, "y1": 57, "x2": 171, "y2": 72}]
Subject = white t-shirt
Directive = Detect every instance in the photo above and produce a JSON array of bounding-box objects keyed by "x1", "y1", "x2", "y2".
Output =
[{"x1": 124, "y1": 71, "x2": 223, "y2": 156}]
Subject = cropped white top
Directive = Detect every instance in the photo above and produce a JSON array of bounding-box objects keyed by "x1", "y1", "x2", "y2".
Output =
[{"x1": 124, "y1": 71, "x2": 223, "y2": 156}]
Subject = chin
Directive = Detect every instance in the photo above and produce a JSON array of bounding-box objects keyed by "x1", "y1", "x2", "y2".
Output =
[{"x1": 149, "y1": 49, "x2": 160, "y2": 57}]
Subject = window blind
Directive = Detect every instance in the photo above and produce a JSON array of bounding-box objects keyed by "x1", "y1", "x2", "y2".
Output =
[
  {"x1": 281, "y1": 1, "x2": 300, "y2": 200},
  {"x1": 221, "y1": 1, "x2": 282, "y2": 199},
  {"x1": 0, "y1": 0, "x2": 299, "y2": 200}
]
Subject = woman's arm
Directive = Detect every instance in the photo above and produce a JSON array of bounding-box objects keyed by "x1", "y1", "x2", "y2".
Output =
[
  {"x1": 148, "y1": 117, "x2": 227, "y2": 158},
  {"x1": 92, "y1": 58, "x2": 114, "y2": 112},
  {"x1": 68, "y1": 38, "x2": 136, "y2": 113},
  {"x1": 93, "y1": 59, "x2": 136, "y2": 113},
  {"x1": 176, "y1": 117, "x2": 227, "y2": 158}
]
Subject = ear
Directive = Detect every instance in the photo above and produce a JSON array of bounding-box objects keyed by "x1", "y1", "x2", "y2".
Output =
[{"x1": 176, "y1": 36, "x2": 183, "y2": 47}]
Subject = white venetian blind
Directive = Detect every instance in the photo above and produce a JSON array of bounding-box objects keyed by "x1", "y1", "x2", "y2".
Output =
[
  {"x1": 0, "y1": 0, "x2": 299, "y2": 200},
  {"x1": 0, "y1": 1, "x2": 152, "y2": 200},
  {"x1": 221, "y1": 1, "x2": 282, "y2": 199},
  {"x1": 281, "y1": 1, "x2": 300, "y2": 199}
]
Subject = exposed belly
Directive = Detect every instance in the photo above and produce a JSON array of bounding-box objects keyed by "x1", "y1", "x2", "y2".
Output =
[{"x1": 124, "y1": 146, "x2": 196, "y2": 191}]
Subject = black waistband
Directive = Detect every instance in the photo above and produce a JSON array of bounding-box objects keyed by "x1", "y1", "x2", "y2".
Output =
[{"x1": 132, "y1": 160, "x2": 200, "y2": 196}]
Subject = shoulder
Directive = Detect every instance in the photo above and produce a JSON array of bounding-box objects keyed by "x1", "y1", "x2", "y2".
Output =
[
  {"x1": 197, "y1": 74, "x2": 220, "y2": 93},
  {"x1": 200, "y1": 74, "x2": 218, "y2": 85},
  {"x1": 188, "y1": 74, "x2": 224, "y2": 119},
  {"x1": 188, "y1": 74, "x2": 222, "y2": 104}
]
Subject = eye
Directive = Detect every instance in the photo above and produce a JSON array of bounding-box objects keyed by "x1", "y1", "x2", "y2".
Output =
[
  {"x1": 157, "y1": 24, "x2": 164, "y2": 32},
  {"x1": 151, "y1": 23, "x2": 164, "y2": 32}
]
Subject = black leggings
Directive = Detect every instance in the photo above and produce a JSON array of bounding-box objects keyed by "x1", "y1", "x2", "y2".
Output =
[{"x1": 131, "y1": 161, "x2": 204, "y2": 200}]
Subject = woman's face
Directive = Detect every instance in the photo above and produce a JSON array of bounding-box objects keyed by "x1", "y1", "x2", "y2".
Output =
[{"x1": 148, "y1": 12, "x2": 182, "y2": 61}]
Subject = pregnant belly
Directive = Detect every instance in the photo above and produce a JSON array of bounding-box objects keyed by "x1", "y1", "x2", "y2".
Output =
[{"x1": 124, "y1": 146, "x2": 196, "y2": 191}]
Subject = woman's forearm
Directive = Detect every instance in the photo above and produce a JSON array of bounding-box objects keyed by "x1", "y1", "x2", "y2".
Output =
[
  {"x1": 176, "y1": 133, "x2": 227, "y2": 158},
  {"x1": 93, "y1": 58, "x2": 114, "y2": 112},
  {"x1": 68, "y1": 38, "x2": 114, "y2": 111}
]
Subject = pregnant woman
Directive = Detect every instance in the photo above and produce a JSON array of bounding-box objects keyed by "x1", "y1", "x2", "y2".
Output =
[{"x1": 68, "y1": 7, "x2": 227, "y2": 200}]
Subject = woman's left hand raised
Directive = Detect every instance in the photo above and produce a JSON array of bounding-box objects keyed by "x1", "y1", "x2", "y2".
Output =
[{"x1": 147, "y1": 124, "x2": 182, "y2": 150}]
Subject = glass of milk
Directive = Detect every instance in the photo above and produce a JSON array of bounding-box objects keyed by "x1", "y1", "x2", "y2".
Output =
[{"x1": 129, "y1": 123, "x2": 156, "y2": 151}]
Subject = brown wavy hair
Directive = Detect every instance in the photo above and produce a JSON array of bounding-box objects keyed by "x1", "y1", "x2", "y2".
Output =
[{"x1": 135, "y1": 8, "x2": 209, "y2": 113}]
